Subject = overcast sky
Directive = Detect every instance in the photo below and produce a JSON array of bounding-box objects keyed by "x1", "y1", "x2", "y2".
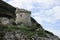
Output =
[{"x1": 3, "y1": 0, "x2": 60, "y2": 38}]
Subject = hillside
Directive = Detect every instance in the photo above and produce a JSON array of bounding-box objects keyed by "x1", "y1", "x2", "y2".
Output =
[{"x1": 0, "y1": 22, "x2": 60, "y2": 40}]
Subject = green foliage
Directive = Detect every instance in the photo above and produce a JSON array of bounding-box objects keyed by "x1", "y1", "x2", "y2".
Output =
[
  {"x1": 3, "y1": 25, "x2": 48, "y2": 38},
  {"x1": 37, "y1": 29, "x2": 47, "y2": 37},
  {"x1": 45, "y1": 30, "x2": 54, "y2": 36},
  {"x1": 0, "y1": 26, "x2": 6, "y2": 40}
]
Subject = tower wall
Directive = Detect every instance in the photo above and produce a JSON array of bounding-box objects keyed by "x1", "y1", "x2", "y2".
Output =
[{"x1": 15, "y1": 8, "x2": 32, "y2": 26}]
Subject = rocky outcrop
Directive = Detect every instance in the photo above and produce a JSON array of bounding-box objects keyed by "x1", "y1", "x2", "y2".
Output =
[
  {"x1": 0, "y1": 25, "x2": 60, "y2": 40},
  {"x1": 4, "y1": 31, "x2": 60, "y2": 40}
]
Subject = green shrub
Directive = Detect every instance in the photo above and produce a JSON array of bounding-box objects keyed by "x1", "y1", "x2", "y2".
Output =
[{"x1": 2, "y1": 25, "x2": 48, "y2": 38}]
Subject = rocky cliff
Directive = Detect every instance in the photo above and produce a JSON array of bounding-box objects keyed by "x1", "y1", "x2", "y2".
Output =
[{"x1": 0, "y1": 18, "x2": 60, "y2": 40}]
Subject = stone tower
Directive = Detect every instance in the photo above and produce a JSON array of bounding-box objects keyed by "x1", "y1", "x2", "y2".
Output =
[{"x1": 15, "y1": 8, "x2": 32, "y2": 26}]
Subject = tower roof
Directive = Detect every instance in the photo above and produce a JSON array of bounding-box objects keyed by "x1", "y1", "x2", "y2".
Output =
[{"x1": 15, "y1": 8, "x2": 31, "y2": 13}]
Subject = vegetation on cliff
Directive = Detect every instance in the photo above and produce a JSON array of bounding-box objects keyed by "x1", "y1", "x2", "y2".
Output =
[
  {"x1": 2, "y1": 25, "x2": 47, "y2": 37},
  {"x1": 0, "y1": 24, "x2": 60, "y2": 40}
]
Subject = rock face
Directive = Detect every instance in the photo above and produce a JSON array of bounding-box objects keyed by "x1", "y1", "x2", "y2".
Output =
[
  {"x1": 1, "y1": 31, "x2": 60, "y2": 40},
  {"x1": 0, "y1": 17, "x2": 15, "y2": 26},
  {"x1": 4, "y1": 31, "x2": 59, "y2": 40},
  {"x1": 0, "y1": 0, "x2": 60, "y2": 40}
]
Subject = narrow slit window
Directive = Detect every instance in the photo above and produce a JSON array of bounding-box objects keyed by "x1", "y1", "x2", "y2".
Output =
[{"x1": 20, "y1": 14, "x2": 22, "y2": 17}]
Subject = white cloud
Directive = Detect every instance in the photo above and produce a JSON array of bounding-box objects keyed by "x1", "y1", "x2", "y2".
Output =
[
  {"x1": 53, "y1": 6, "x2": 60, "y2": 19},
  {"x1": 32, "y1": 6, "x2": 60, "y2": 24},
  {"x1": 39, "y1": 6, "x2": 60, "y2": 23},
  {"x1": 3, "y1": 0, "x2": 60, "y2": 10},
  {"x1": 47, "y1": 29, "x2": 60, "y2": 38},
  {"x1": 54, "y1": 0, "x2": 60, "y2": 6}
]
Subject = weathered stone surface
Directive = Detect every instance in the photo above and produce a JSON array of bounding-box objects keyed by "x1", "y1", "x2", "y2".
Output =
[
  {"x1": 0, "y1": 17, "x2": 15, "y2": 26},
  {"x1": 3, "y1": 31, "x2": 60, "y2": 40},
  {"x1": 0, "y1": 17, "x2": 9, "y2": 25},
  {"x1": 15, "y1": 8, "x2": 32, "y2": 26}
]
